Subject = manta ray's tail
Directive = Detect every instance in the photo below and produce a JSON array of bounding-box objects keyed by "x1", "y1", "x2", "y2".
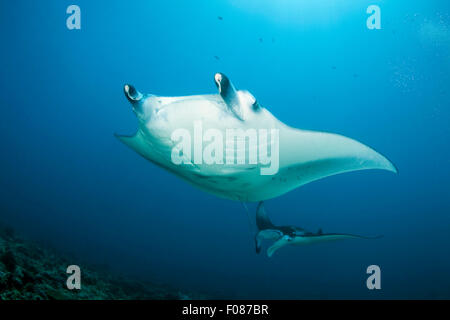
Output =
[{"x1": 256, "y1": 202, "x2": 275, "y2": 230}]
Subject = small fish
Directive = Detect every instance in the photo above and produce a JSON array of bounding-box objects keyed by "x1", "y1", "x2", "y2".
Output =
[
  {"x1": 214, "y1": 56, "x2": 220, "y2": 60},
  {"x1": 218, "y1": 16, "x2": 223, "y2": 20},
  {"x1": 259, "y1": 38, "x2": 263, "y2": 43},
  {"x1": 331, "y1": 66, "x2": 337, "y2": 70}
]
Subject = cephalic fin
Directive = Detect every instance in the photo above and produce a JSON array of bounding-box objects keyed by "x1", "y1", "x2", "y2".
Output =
[{"x1": 214, "y1": 73, "x2": 243, "y2": 120}]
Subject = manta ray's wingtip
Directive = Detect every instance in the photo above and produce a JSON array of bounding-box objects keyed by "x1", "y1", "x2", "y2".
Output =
[
  {"x1": 114, "y1": 132, "x2": 133, "y2": 139},
  {"x1": 391, "y1": 165, "x2": 399, "y2": 174},
  {"x1": 113, "y1": 132, "x2": 125, "y2": 141},
  {"x1": 379, "y1": 151, "x2": 399, "y2": 174},
  {"x1": 390, "y1": 161, "x2": 399, "y2": 174},
  {"x1": 114, "y1": 132, "x2": 137, "y2": 146},
  {"x1": 382, "y1": 159, "x2": 398, "y2": 174},
  {"x1": 369, "y1": 147, "x2": 399, "y2": 175}
]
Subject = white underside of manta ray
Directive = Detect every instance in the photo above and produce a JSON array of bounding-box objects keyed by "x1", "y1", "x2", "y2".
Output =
[
  {"x1": 254, "y1": 202, "x2": 382, "y2": 257},
  {"x1": 116, "y1": 73, "x2": 397, "y2": 202}
]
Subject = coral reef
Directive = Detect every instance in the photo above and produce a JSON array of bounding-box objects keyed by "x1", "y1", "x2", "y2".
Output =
[{"x1": 0, "y1": 224, "x2": 205, "y2": 300}]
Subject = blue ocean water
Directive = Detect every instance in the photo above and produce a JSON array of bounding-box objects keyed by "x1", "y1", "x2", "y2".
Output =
[{"x1": 0, "y1": 0, "x2": 449, "y2": 299}]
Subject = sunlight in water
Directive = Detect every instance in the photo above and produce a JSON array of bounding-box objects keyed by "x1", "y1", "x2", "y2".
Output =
[{"x1": 229, "y1": 0, "x2": 360, "y2": 26}]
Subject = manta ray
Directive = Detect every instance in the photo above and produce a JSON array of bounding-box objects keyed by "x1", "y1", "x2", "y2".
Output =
[
  {"x1": 116, "y1": 73, "x2": 397, "y2": 202},
  {"x1": 254, "y1": 202, "x2": 382, "y2": 257}
]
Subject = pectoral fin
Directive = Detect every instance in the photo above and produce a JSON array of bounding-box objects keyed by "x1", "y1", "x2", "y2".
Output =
[
  {"x1": 298, "y1": 233, "x2": 382, "y2": 246},
  {"x1": 253, "y1": 127, "x2": 399, "y2": 201},
  {"x1": 256, "y1": 202, "x2": 275, "y2": 230},
  {"x1": 266, "y1": 236, "x2": 291, "y2": 258}
]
